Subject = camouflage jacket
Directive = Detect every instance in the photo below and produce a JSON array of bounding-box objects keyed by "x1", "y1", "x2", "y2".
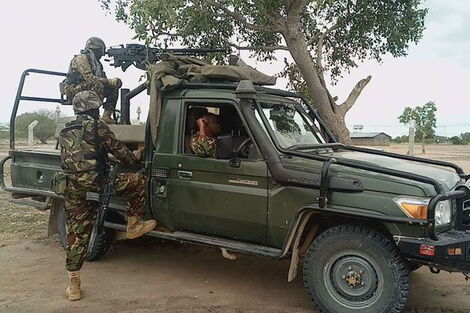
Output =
[
  {"x1": 190, "y1": 133, "x2": 216, "y2": 158},
  {"x1": 66, "y1": 53, "x2": 109, "y2": 87},
  {"x1": 59, "y1": 114, "x2": 136, "y2": 188}
]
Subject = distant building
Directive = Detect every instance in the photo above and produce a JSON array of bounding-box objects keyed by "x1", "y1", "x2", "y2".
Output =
[{"x1": 350, "y1": 132, "x2": 391, "y2": 146}]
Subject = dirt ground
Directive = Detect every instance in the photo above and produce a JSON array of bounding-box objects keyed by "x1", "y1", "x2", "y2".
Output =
[{"x1": 2, "y1": 143, "x2": 470, "y2": 313}]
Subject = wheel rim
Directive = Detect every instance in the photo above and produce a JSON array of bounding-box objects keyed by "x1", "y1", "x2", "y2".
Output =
[{"x1": 323, "y1": 251, "x2": 384, "y2": 309}]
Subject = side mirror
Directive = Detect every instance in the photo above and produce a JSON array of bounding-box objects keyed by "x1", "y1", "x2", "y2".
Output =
[{"x1": 216, "y1": 135, "x2": 233, "y2": 159}]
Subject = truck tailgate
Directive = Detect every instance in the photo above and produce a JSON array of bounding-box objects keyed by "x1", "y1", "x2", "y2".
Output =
[{"x1": 9, "y1": 150, "x2": 61, "y2": 192}]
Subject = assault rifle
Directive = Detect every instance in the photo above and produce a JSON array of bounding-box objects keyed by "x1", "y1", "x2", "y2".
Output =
[
  {"x1": 106, "y1": 44, "x2": 230, "y2": 71},
  {"x1": 95, "y1": 165, "x2": 118, "y2": 235}
]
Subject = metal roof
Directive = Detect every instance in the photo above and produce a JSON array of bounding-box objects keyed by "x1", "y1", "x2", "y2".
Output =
[{"x1": 350, "y1": 132, "x2": 391, "y2": 139}]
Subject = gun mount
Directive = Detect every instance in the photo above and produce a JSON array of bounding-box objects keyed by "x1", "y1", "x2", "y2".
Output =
[{"x1": 106, "y1": 44, "x2": 230, "y2": 71}]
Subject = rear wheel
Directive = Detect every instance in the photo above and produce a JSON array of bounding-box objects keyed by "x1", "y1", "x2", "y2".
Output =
[
  {"x1": 57, "y1": 202, "x2": 115, "y2": 262},
  {"x1": 303, "y1": 225, "x2": 409, "y2": 313}
]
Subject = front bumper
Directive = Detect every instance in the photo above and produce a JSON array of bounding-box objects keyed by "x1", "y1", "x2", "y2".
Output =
[
  {"x1": 397, "y1": 230, "x2": 470, "y2": 272},
  {"x1": 395, "y1": 179, "x2": 470, "y2": 273}
]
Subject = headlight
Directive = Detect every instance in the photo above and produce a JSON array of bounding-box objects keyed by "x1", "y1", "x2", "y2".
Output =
[
  {"x1": 394, "y1": 196, "x2": 430, "y2": 220},
  {"x1": 435, "y1": 200, "x2": 452, "y2": 226}
]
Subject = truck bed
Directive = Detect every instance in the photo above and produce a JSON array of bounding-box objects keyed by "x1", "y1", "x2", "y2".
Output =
[{"x1": 10, "y1": 149, "x2": 61, "y2": 192}]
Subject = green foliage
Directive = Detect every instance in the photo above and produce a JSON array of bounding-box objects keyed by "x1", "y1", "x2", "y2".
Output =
[
  {"x1": 460, "y1": 132, "x2": 470, "y2": 144},
  {"x1": 451, "y1": 136, "x2": 462, "y2": 145},
  {"x1": 0, "y1": 123, "x2": 9, "y2": 140},
  {"x1": 398, "y1": 101, "x2": 437, "y2": 140},
  {"x1": 100, "y1": 0, "x2": 427, "y2": 80},
  {"x1": 392, "y1": 135, "x2": 409, "y2": 144},
  {"x1": 434, "y1": 135, "x2": 450, "y2": 144},
  {"x1": 15, "y1": 110, "x2": 57, "y2": 144}
]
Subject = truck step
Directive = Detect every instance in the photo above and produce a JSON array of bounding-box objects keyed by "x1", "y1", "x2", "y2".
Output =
[
  {"x1": 104, "y1": 221, "x2": 282, "y2": 258},
  {"x1": 9, "y1": 197, "x2": 51, "y2": 210}
]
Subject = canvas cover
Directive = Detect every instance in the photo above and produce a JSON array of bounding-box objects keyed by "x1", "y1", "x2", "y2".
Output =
[{"x1": 147, "y1": 55, "x2": 277, "y2": 142}]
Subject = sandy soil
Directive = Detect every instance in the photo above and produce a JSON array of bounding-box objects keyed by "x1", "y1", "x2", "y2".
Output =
[{"x1": 2, "y1": 143, "x2": 470, "y2": 313}]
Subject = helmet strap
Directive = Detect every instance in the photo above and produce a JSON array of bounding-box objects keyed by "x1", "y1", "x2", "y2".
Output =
[{"x1": 78, "y1": 108, "x2": 100, "y2": 119}]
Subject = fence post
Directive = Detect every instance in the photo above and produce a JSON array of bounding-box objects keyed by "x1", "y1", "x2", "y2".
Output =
[
  {"x1": 408, "y1": 120, "x2": 415, "y2": 156},
  {"x1": 28, "y1": 120, "x2": 39, "y2": 149}
]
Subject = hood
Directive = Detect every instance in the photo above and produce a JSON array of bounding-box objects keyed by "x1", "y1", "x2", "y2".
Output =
[
  {"x1": 282, "y1": 150, "x2": 460, "y2": 195},
  {"x1": 331, "y1": 151, "x2": 460, "y2": 190}
]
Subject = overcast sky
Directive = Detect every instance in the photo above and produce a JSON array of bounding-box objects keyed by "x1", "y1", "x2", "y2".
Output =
[{"x1": 1, "y1": 0, "x2": 469, "y2": 136}]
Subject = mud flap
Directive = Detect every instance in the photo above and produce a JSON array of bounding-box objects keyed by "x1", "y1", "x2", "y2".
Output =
[{"x1": 288, "y1": 212, "x2": 317, "y2": 282}]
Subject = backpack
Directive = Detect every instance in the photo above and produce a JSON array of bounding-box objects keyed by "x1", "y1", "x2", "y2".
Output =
[{"x1": 59, "y1": 118, "x2": 100, "y2": 174}]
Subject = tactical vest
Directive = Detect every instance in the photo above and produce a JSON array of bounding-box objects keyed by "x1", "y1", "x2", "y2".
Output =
[
  {"x1": 65, "y1": 51, "x2": 105, "y2": 85},
  {"x1": 59, "y1": 118, "x2": 104, "y2": 174}
]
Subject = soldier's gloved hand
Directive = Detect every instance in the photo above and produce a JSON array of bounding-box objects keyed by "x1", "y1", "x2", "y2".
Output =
[{"x1": 109, "y1": 78, "x2": 122, "y2": 88}]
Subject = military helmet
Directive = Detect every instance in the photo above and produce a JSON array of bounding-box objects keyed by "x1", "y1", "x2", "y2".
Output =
[
  {"x1": 85, "y1": 37, "x2": 106, "y2": 55},
  {"x1": 72, "y1": 91, "x2": 102, "y2": 114}
]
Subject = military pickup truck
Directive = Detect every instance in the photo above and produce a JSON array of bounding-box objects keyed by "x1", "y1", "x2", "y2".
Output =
[{"x1": 3, "y1": 66, "x2": 470, "y2": 313}]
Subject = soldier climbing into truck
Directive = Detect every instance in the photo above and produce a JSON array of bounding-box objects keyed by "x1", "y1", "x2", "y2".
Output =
[
  {"x1": 4, "y1": 44, "x2": 470, "y2": 313},
  {"x1": 58, "y1": 90, "x2": 157, "y2": 301}
]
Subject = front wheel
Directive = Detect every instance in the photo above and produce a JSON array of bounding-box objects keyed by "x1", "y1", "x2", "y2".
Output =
[
  {"x1": 57, "y1": 202, "x2": 114, "y2": 262},
  {"x1": 303, "y1": 225, "x2": 410, "y2": 313}
]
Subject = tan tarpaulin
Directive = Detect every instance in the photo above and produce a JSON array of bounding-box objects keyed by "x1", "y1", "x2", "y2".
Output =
[{"x1": 147, "y1": 55, "x2": 277, "y2": 142}]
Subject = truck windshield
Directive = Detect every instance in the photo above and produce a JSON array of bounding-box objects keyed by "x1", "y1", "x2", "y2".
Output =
[{"x1": 255, "y1": 101, "x2": 328, "y2": 149}]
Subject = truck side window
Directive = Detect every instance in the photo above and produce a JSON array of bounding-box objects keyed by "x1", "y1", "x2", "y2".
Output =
[{"x1": 183, "y1": 103, "x2": 253, "y2": 158}]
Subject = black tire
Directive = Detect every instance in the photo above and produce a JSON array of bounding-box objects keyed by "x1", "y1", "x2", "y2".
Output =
[
  {"x1": 302, "y1": 225, "x2": 409, "y2": 313},
  {"x1": 57, "y1": 202, "x2": 115, "y2": 262}
]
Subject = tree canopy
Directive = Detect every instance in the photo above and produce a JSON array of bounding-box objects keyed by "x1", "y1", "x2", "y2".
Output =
[{"x1": 100, "y1": 0, "x2": 427, "y2": 143}]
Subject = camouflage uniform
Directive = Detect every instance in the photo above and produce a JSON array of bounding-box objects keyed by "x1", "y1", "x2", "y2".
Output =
[
  {"x1": 60, "y1": 113, "x2": 146, "y2": 272},
  {"x1": 190, "y1": 133, "x2": 216, "y2": 157},
  {"x1": 62, "y1": 52, "x2": 119, "y2": 112}
]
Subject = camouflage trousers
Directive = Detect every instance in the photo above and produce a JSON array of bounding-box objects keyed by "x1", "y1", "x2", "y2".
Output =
[
  {"x1": 64, "y1": 81, "x2": 118, "y2": 111},
  {"x1": 65, "y1": 172, "x2": 147, "y2": 271}
]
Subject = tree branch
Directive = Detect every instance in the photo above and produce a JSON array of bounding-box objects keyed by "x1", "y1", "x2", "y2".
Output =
[
  {"x1": 339, "y1": 76, "x2": 372, "y2": 114},
  {"x1": 230, "y1": 44, "x2": 289, "y2": 51},
  {"x1": 309, "y1": 23, "x2": 341, "y2": 82},
  {"x1": 194, "y1": 0, "x2": 281, "y2": 33}
]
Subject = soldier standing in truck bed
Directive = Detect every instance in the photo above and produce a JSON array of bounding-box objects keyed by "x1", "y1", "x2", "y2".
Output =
[
  {"x1": 61, "y1": 37, "x2": 122, "y2": 124},
  {"x1": 60, "y1": 91, "x2": 157, "y2": 301}
]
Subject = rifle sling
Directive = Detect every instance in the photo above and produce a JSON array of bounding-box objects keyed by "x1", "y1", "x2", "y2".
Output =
[{"x1": 93, "y1": 119, "x2": 109, "y2": 194}]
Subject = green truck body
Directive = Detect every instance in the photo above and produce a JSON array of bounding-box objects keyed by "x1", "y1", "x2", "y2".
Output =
[{"x1": 4, "y1": 68, "x2": 470, "y2": 313}]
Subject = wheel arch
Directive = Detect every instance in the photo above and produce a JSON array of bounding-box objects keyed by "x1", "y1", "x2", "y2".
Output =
[{"x1": 286, "y1": 206, "x2": 396, "y2": 282}]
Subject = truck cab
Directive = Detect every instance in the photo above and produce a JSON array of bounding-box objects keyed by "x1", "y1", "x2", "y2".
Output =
[{"x1": 4, "y1": 67, "x2": 470, "y2": 313}]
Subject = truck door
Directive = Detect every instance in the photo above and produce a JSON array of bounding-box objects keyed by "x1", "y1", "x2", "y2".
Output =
[{"x1": 152, "y1": 99, "x2": 268, "y2": 244}]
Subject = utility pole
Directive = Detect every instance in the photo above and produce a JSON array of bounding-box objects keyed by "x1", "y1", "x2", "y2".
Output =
[
  {"x1": 55, "y1": 106, "x2": 61, "y2": 121},
  {"x1": 407, "y1": 120, "x2": 415, "y2": 156},
  {"x1": 28, "y1": 120, "x2": 39, "y2": 149},
  {"x1": 136, "y1": 106, "x2": 142, "y2": 123}
]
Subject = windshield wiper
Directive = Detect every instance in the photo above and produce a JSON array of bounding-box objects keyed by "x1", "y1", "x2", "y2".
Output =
[{"x1": 287, "y1": 143, "x2": 343, "y2": 151}]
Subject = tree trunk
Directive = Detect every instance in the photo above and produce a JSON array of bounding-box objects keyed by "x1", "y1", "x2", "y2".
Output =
[
  {"x1": 421, "y1": 133, "x2": 426, "y2": 154},
  {"x1": 282, "y1": 28, "x2": 352, "y2": 144}
]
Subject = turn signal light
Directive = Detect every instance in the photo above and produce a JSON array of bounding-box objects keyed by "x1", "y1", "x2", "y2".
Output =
[
  {"x1": 420, "y1": 245, "x2": 435, "y2": 256},
  {"x1": 394, "y1": 197, "x2": 430, "y2": 220},
  {"x1": 448, "y1": 248, "x2": 463, "y2": 256},
  {"x1": 400, "y1": 203, "x2": 428, "y2": 219}
]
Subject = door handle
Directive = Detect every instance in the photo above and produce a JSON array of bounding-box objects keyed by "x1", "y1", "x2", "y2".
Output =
[{"x1": 178, "y1": 170, "x2": 193, "y2": 180}]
